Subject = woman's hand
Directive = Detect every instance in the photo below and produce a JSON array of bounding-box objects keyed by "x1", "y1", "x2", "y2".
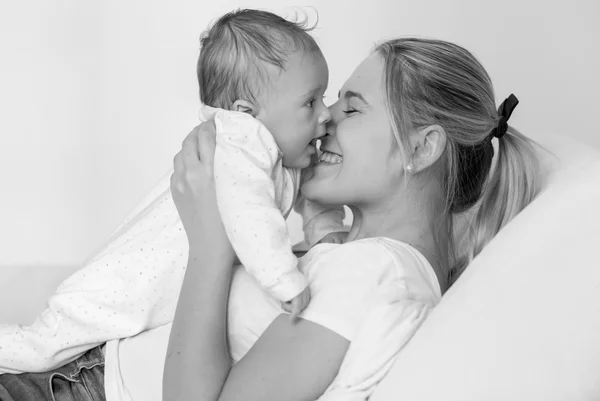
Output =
[
  {"x1": 165, "y1": 123, "x2": 236, "y2": 401},
  {"x1": 170, "y1": 121, "x2": 232, "y2": 255}
]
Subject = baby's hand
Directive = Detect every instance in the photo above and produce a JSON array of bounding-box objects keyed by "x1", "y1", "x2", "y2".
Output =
[
  {"x1": 317, "y1": 231, "x2": 349, "y2": 245},
  {"x1": 281, "y1": 287, "x2": 311, "y2": 322}
]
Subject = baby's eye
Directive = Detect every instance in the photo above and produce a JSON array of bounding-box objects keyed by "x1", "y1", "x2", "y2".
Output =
[{"x1": 306, "y1": 99, "x2": 315, "y2": 108}]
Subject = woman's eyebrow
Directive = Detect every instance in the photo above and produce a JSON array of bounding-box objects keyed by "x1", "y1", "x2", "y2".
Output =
[{"x1": 337, "y1": 90, "x2": 370, "y2": 105}]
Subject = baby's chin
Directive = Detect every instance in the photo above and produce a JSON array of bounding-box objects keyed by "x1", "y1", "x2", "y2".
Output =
[{"x1": 282, "y1": 155, "x2": 312, "y2": 169}]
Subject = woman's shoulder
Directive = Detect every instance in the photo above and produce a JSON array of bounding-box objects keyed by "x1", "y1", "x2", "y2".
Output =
[
  {"x1": 300, "y1": 238, "x2": 394, "y2": 272},
  {"x1": 302, "y1": 237, "x2": 441, "y2": 301},
  {"x1": 297, "y1": 237, "x2": 440, "y2": 342},
  {"x1": 305, "y1": 236, "x2": 427, "y2": 267}
]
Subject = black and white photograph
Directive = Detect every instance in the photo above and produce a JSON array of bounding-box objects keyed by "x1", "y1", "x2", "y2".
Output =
[{"x1": 0, "y1": 1, "x2": 598, "y2": 400}]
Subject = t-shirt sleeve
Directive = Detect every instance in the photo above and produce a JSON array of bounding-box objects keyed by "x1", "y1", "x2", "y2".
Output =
[
  {"x1": 317, "y1": 289, "x2": 433, "y2": 400},
  {"x1": 300, "y1": 240, "x2": 440, "y2": 401},
  {"x1": 297, "y1": 242, "x2": 398, "y2": 341}
]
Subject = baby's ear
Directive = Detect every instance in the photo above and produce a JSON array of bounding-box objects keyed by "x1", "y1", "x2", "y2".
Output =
[{"x1": 231, "y1": 99, "x2": 257, "y2": 116}]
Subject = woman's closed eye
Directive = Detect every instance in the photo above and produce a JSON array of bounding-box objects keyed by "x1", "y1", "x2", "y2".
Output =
[{"x1": 343, "y1": 108, "x2": 358, "y2": 115}]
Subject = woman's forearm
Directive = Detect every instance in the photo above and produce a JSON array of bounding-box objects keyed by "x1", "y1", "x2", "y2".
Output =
[{"x1": 163, "y1": 236, "x2": 235, "y2": 401}]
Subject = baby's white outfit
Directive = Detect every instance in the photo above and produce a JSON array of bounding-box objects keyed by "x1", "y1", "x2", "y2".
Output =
[{"x1": 202, "y1": 105, "x2": 345, "y2": 302}]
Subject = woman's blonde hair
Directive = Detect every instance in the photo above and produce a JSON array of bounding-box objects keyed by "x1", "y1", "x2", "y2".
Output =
[{"x1": 376, "y1": 38, "x2": 542, "y2": 280}]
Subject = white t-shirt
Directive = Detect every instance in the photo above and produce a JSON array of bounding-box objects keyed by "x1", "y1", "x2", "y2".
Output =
[{"x1": 104, "y1": 237, "x2": 442, "y2": 401}]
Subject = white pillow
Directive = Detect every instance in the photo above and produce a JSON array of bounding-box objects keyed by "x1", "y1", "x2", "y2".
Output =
[{"x1": 371, "y1": 134, "x2": 600, "y2": 401}]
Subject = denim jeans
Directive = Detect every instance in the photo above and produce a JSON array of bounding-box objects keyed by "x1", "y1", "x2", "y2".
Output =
[{"x1": 0, "y1": 346, "x2": 105, "y2": 401}]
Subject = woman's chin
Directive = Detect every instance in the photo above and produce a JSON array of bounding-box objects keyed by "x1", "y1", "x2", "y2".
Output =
[{"x1": 302, "y1": 163, "x2": 339, "y2": 198}]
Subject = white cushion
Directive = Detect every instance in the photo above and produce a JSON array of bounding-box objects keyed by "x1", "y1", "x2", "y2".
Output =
[{"x1": 371, "y1": 134, "x2": 600, "y2": 401}]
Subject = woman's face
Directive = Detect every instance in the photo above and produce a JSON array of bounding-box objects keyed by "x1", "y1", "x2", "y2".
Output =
[{"x1": 302, "y1": 52, "x2": 403, "y2": 207}]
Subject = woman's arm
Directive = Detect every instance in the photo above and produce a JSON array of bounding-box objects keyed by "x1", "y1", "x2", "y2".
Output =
[
  {"x1": 163, "y1": 122, "x2": 235, "y2": 400},
  {"x1": 167, "y1": 266, "x2": 349, "y2": 401},
  {"x1": 166, "y1": 259, "x2": 349, "y2": 401},
  {"x1": 163, "y1": 236, "x2": 235, "y2": 401},
  {"x1": 219, "y1": 315, "x2": 349, "y2": 401},
  {"x1": 163, "y1": 123, "x2": 349, "y2": 401}
]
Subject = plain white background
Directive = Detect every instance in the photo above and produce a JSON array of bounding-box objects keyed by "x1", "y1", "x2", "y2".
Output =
[{"x1": 0, "y1": 0, "x2": 598, "y2": 268}]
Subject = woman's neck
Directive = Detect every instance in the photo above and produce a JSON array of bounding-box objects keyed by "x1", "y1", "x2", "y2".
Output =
[
  {"x1": 347, "y1": 204, "x2": 444, "y2": 245},
  {"x1": 346, "y1": 186, "x2": 451, "y2": 291},
  {"x1": 347, "y1": 186, "x2": 445, "y2": 242}
]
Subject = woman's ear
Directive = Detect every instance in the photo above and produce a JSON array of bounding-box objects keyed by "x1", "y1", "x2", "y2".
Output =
[
  {"x1": 409, "y1": 125, "x2": 447, "y2": 172},
  {"x1": 231, "y1": 99, "x2": 257, "y2": 116}
]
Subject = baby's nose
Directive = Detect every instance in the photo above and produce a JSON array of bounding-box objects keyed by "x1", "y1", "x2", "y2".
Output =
[{"x1": 318, "y1": 109, "x2": 332, "y2": 125}]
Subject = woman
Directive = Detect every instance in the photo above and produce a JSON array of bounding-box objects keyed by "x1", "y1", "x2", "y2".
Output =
[
  {"x1": 162, "y1": 38, "x2": 541, "y2": 400},
  {"x1": 0, "y1": 38, "x2": 541, "y2": 401}
]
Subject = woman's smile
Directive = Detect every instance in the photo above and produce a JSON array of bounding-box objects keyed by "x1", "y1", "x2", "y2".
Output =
[{"x1": 318, "y1": 150, "x2": 343, "y2": 164}]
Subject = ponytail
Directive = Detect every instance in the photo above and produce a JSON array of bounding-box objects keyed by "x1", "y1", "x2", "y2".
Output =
[
  {"x1": 375, "y1": 38, "x2": 544, "y2": 283},
  {"x1": 452, "y1": 127, "x2": 542, "y2": 279}
]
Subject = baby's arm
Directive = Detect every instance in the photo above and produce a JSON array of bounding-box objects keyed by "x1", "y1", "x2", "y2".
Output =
[
  {"x1": 212, "y1": 110, "x2": 308, "y2": 305},
  {"x1": 294, "y1": 168, "x2": 347, "y2": 248}
]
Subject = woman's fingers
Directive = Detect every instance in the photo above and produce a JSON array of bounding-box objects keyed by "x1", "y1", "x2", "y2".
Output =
[
  {"x1": 171, "y1": 127, "x2": 202, "y2": 198},
  {"x1": 170, "y1": 150, "x2": 184, "y2": 194},
  {"x1": 176, "y1": 122, "x2": 216, "y2": 175},
  {"x1": 196, "y1": 120, "x2": 217, "y2": 168},
  {"x1": 172, "y1": 123, "x2": 215, "y2": 189},
  {"x1": 172, "y1": 150, "x2": 184, "y2": 174},
  {"x1": 180, "y1": 126, "x2": 202, "y2": 168}
]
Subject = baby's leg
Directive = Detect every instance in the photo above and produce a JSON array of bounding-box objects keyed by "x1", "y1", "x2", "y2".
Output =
[{"x1": 0, "y1": 174, "x2": 187, "y2": 373}]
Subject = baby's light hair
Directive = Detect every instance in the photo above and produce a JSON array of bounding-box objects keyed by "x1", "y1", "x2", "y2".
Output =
[
  {"x1": 197, "y1": 9, "x2": 320, "y2": 109},
  {"x1": 376, "y1": 38, "x2": 542, "y2": 281}
]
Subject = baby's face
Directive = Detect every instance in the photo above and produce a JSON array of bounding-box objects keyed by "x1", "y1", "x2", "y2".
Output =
[{"x1": 255, "y1": 51, "x2": 331, "y2": 169}]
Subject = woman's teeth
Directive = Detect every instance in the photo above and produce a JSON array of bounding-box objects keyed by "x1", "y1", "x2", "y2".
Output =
[{"x1": 319, "y1": 151, "x2": 343, "y2": 164}]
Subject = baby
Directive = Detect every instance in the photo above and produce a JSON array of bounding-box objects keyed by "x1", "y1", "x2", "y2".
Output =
[
  {"x1": 0, "y1": 8, "x2": 348, "y2": 375},
  {"x1": 197, "y1": 9, "x2": 347, "y2": 317}
]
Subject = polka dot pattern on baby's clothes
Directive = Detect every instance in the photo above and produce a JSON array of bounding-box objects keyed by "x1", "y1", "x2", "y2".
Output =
[{"x1": 0, "y1": 177, "x2": 189, "y2": 374}]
